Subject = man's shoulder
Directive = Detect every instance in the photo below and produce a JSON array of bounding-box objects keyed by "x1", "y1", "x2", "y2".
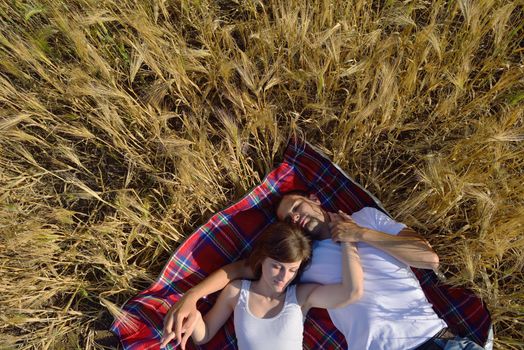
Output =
[
  {"x1": 351, "y1": 207, "x2": 406, "y2": 234},
  {"x1": 351, "y1": 207, "x2": 382, "y2": 223},
  {"x1": 352, "y1": 206, "x2": 381, "y2": 215}
]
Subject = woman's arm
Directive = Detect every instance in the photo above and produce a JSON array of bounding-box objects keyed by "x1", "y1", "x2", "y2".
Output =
[
  {"x1": 161, "y1": 261, "x2": 253, "y2": 348},
  {"x1": 190, "y1": 280, "x2": 241, "y2": 346},
  {"x1": 298, "y1": 242, "x2": 363, "y2": 313}
]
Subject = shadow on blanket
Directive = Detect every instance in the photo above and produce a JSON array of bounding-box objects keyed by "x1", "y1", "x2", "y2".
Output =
[{"x1": 111, "y1": 138, "x2": 491, "y2": 350}]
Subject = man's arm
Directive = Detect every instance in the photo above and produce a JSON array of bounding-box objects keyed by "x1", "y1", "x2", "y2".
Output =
[
  {"x1": 161, "y1": 259, "x2": 254, "y2": 348},
  {"x1": 330, "y1": 211, "x2": 439, "y2": 270},
  {"x1": 359, "y1": 227, "x2": 439, "y2": 270}
]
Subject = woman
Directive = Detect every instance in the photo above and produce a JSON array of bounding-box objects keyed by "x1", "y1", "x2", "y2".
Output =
[{"x1": 188, "y1": 221, "x2": 363, "y2": 350}]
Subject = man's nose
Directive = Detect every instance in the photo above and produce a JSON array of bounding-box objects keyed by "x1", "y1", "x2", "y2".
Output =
[{"x1": 291, "y1": 213, "x2": 300, "y2": 224}]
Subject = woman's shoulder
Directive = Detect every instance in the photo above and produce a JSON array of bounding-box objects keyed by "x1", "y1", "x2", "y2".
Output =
[
  {"x1": 222, "y1": 279, "x2": 244, "y2": 298},
  {"x1": 217, "y1": 280, "x2": 243, "y2": 309},
  {"x1": 228, "y1": 279, "x2": 243, "y2": 290}
]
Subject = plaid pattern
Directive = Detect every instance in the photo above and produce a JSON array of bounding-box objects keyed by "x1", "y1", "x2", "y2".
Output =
[{"x1": 111, "y1": 138, "x2": 491, "y2": 349}]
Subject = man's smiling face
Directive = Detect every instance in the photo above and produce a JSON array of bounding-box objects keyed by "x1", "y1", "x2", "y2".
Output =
[{"x1": 276, "y1": 194, "x2": 327, "y2": 238}]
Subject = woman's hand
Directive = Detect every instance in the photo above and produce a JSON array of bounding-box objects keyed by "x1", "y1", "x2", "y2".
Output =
[{"x1": 161, "y1": 293, "x2": 199, "y2": 349}]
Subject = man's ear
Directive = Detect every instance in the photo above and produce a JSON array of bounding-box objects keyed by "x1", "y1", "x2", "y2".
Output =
[{"x1": 308, "y1": 193, "x2": 321, "y2": 204}]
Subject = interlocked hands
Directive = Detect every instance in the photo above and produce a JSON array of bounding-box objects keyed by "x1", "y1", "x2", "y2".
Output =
[
  {"x1": 329, "y1": 210, "x2": 364, "y2": 243},
  {"x1": 161, "y1": 294, "x2": 199, "y2": 349}
]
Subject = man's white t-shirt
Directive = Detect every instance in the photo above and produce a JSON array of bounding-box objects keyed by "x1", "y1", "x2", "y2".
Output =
[{"x1": 300, "y1": 207, "x2": 447, "y2": 350}]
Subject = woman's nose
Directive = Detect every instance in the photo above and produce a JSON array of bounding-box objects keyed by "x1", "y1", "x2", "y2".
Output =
[{"x1": 283, "y1": 270, "x2": 294, "y2": 283}]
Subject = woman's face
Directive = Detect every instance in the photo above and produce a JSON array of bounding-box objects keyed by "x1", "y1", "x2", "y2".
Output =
[{"x1": 260, "y1": 257, "x2": 302, "y2": 293}]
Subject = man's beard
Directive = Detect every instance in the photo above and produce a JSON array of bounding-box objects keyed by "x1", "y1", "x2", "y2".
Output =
[{"x1": 304, "y1": 217, "x2": 323, "y2": 239}]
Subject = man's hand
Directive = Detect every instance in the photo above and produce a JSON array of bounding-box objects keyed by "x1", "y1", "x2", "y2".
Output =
[
  {"x1": 329, "y1": 211, "x2": 363, "y2": 243},
  {"x1": 161, "y1": 293, "x2": 199, "y2": 349}
]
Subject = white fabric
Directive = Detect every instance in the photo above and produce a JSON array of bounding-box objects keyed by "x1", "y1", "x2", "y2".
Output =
[
  {"x1": 233, "y1": 280, "x2": 303, "y2": 350},
  {"x1": 300, "y1": 207, "x2": 447, "y2": 350}
]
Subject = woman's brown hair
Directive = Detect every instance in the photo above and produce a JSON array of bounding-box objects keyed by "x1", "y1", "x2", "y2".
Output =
[{"x1": 247, "y1": 222, "x2": 311, "y2": 282}]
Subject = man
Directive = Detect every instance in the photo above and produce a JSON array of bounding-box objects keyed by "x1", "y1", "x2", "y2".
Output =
[{"x1": 162, "y1": 193, "x2": 484, "y2": 349}]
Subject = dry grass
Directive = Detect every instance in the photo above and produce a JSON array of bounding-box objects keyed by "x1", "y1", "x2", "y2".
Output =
[{"x1": 0, "y1": 0, "x2": 523, "y2": 348}]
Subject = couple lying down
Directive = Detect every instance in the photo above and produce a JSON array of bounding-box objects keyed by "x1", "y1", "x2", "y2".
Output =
[{"x1": 161, "y1": 193, "x2": 485, "y2": 350}]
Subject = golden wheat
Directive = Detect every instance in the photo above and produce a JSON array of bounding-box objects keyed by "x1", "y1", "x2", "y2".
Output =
[{"x1": 1, "y1": 0, "x2": 523, "y2": 348}]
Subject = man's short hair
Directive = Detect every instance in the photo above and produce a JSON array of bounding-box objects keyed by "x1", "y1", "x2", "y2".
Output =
[{"x1": 274, "y1": 190, "x2": 310, "y2": 212}]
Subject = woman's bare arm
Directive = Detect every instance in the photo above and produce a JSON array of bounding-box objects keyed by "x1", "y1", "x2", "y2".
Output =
[
  {"x1": 298, "y1": 242, "x2": 363, "y2": 313},
  {"x1": 161, "y1": 260, "x2": 253, "y2": 348},
  {"x1": 190, "y1": 281, "x2": 241, "y2": 346}
]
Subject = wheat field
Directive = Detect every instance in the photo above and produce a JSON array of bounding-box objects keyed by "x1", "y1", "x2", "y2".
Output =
[{"x1": 1, "y1": 0, "x2": 523, "y2": 349}]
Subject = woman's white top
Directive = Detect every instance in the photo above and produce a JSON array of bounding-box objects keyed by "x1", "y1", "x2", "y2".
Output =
[{"x1": 233, "y1": 280, "x2": 303, "y2": 350}]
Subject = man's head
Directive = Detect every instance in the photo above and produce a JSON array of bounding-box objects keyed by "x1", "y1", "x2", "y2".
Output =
[{"x1": 276, "y1": 192, "x2": 330, "y2": 239}]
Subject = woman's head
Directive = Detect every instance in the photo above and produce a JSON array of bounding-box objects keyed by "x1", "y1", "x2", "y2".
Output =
[{"x1": 247, "y1": 222, "x2": 311, "y2": 289}]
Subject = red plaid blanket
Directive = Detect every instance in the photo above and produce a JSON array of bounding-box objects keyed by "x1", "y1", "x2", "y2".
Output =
[{"x1": 111, "y1": 138, "x2": 491, "y2": 349}]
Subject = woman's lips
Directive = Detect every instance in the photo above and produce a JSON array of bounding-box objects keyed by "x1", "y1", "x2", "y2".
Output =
[{"x1": 274, "y1": 280, "x2": 285, "y2": 287}]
